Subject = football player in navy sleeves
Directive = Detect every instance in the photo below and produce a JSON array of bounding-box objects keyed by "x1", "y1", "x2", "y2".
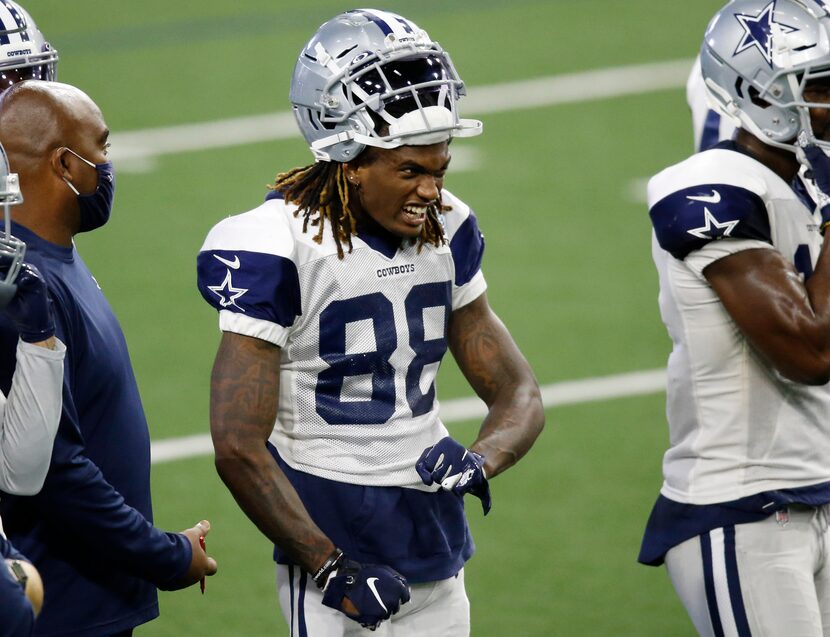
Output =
[
  {"x1": 0, "y1": 143, "x2": 64, "y2": 635},
  {"x1": 0, "y1": 4, "x2": 63, "y2": 635},
  {"x1": 640, "y1": 1, "x2": 830, "y2": 635},
  {"x1": 0, "y1": 80, "x2": 218, "y2": 637},
  {"x1": 197, "y1": 9, "x2": 544, "y2": 635}
]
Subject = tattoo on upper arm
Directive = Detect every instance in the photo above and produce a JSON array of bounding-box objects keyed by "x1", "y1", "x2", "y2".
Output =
[
  {"x1": 210, "y1": 334, "x2": 280, "y2": 441},
  {"x1": 450, "y1": 301, "x2": 516, "y2": 402}
]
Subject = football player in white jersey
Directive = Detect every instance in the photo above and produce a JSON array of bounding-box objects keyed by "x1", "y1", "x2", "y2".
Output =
[
  {"x1": 0, "y1": 5, "x2": 61, "y2": 633},
  {"x1": 0, "y1": 140, "x2": 64, "y2": 633},
  {"x1": 640, "y1": 0, "x2": 830, "y2": 635},
  {"x1": 197, "y1": 9, "x2": 544, "y2": 635}
]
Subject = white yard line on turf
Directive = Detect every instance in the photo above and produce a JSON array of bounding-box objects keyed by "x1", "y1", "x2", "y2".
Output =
[
  {"x1": 111, "y1": 58, "x2": 693, "y2": 165},
  {"x1": 150, "y1": 368, "x2": 667, "y2": 464}
]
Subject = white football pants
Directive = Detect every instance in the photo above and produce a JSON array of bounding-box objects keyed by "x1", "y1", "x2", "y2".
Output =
[
  {"x1": 276, "y1": 564, "x2": 470, "y2": 637},
  {"x1": 665, "y1": 506, "x2": 830, "y2": 636}
]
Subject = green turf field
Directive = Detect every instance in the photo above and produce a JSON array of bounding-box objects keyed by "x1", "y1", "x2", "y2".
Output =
[{"x1": 24, "y1": 1, "x2": 725, "y2": 634}]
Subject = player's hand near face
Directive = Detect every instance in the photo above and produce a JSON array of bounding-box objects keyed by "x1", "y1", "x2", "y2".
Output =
[
  {"x1": 2, "y1": 262, "x2": 56, "y2": 348},
  {"x1": 802, "y1": 142, "x2": 830, "y2": 231},
  {"x1": 164, "y1": 520, "x2": 217, "y2": 590},
  {"x1": 416, "y1": 436, "x2": 491, "y2": 514}
]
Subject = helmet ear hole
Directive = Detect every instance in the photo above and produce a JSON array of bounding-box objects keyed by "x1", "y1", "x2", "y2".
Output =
[{"x1": 748, "y1": 85, "x2": 771, "y2": 109}]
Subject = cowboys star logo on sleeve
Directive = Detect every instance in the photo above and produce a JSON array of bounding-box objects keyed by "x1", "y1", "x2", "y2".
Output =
[
  {"x1": 685, "y1": 190, "x2": 739, "y2": 239},
  {"x1": 733, "y1": 0, "x2": 798, "y2": 66},
  {"x1": 207, "y1": 253, "x2": 248, "y2": 310}
]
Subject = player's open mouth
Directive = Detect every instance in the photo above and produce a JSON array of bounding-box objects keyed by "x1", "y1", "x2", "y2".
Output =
[{"x1": 401, "y1": 205, "x2": 427, "y2": 225}]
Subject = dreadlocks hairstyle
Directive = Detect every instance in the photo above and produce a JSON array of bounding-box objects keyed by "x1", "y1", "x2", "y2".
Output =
[{"x1": 270, "y1": 158, "x2": 448, "y2": 260}]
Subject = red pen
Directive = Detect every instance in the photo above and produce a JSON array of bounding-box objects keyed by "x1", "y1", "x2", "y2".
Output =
[{"x1": 199, "y1": 535, "x2": 206, "y2": 594}]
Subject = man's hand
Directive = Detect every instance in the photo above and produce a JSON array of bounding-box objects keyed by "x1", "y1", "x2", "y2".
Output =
[
  {"x1": 165, "y1": 520, "x2": 218, "y2": 591},
  {"x1": 321, "y1": 558, "x2": 410, "y2": 630},
  {"x1": 801, "y1": 142, "x2": 830, "y2": 232},
  {"x1": 2, "y1": 262, "x2": 55, "y2": 343},
  {"x1": 416, "y1": 436, "x2": 492, "y2": 515}
]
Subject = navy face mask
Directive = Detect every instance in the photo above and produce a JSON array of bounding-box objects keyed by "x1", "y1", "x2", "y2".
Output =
[{"x1": 62, "y1": 148, "x2": 116, "y2": 233}]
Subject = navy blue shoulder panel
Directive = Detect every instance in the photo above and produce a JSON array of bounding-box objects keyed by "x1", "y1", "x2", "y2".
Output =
[
  {"x1": 197, "y1": 249, "x2": 302, "y2": 327},
  {"x1": 650, "y1": 183, "x2": 771, "y2": 260},
  {"x1": 449, "y1": 211, "x2": 485, "y2": 287}
]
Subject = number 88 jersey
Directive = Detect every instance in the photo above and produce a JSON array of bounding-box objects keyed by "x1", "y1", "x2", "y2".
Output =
[{"x1": 197, "y1": 189, "x2": 487, "y2": 489}]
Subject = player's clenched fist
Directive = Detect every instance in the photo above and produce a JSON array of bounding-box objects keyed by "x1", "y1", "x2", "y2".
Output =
[
  {"x1": 416, "y1": 436, "x2": 492, "y2": 514},
  {"x1": 321, "y1": 558, "x2": 411, "y2": 630},
  {"x1": 3, "y1": 262, "x2": 55, "y2": 343}
]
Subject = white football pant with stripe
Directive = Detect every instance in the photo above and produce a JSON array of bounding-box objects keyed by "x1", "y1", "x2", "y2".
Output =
[
  {"x1": 665, "y1": 506, "x2": 830, "y2": 636},
  {"x1": 277, "y1": 565, "x2": 470, "y2": 636}
]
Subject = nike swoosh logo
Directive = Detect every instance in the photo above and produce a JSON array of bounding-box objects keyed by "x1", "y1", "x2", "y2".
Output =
[
  {"x1": 366, "y1": 577, "x2": 388, "y2": 613},
  {"x1": 686, "y1": 190, "x2": 721, "y2": 204},
  {"x1": 213, "y1": 254, "x2": 240, "y2": 269}
]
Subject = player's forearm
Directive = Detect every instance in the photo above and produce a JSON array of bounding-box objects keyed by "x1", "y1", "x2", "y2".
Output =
[
  {"x1": 449, "y1": 295, "x2": 544, "y2": 478},
  {"x1": 470, "y1": 378, "x2": 544, "y2": 479},
  {"x1": 703, "y1": 243, "x2": 830, "y2": 384},
  {"x1": 214, "y1": 449, "x2": 335, "y2": 573},
  {"x1": 210, "y1": 332, "x2": 335, "y2": 573}
]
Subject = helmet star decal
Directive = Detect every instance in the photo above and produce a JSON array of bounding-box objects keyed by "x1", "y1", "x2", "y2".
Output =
[{"x1": 734, "y1": 0, "x2": 798, "y2": 66}]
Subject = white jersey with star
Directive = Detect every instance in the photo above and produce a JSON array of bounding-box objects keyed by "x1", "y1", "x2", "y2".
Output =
[
  {"x1": 197, "y1": 190, "x2": 487, "y2": 488},
  {"x1": 648, "y1": 144, "x2": 830, "y2": 505}
]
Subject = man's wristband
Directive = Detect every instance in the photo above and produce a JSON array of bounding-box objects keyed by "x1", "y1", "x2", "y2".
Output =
[{"x1": 311, "y1": 548, "x2": 344, "y2": 589}]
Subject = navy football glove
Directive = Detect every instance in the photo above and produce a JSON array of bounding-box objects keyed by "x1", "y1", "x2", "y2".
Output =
[
  {"x1": 321, "y1": 558, "x2": 410, "y2": 630},
  {"x1": 801, "y1": 142, "x2": 830, "y2": 232},
  {"x1": 2, "y1": 263, "x2": 54, "y2": 343},
  {"x1": 416, "y1": 436, "x2": 492, "y2": 515}
]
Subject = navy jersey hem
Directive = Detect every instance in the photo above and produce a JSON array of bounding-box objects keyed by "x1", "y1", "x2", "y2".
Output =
[
  {"x1": 638, "y1": 480, "x2": 830, "y2": 566},
  {"x1": 267, "y1": 443, "x2": 474, "y2": 584}
]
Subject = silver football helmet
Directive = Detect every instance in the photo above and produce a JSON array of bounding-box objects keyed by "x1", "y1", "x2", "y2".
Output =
[
  {"x1": 701, "y1": 0, "x2": 830, "y2": 151},
  {"x1": 290, "y1": 8, "x2": 482, "y2": 162},
  {"x1": 0, "y1": 143, "x2": 24, "y2": 308},
  {"x1": 0, "y1": 1, "x2": 58, "y2": 90}
]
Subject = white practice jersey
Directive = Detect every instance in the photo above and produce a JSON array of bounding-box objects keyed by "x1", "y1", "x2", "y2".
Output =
[
  {"x1": 198, "y1": 190, "x2": 486, "y2": 488},
  {"x1": 648, "y1": 144, "x2": 830, "y2": 505},
  {"x1": 0, "y1": 338, "x2": 65, "y2": 536}
]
